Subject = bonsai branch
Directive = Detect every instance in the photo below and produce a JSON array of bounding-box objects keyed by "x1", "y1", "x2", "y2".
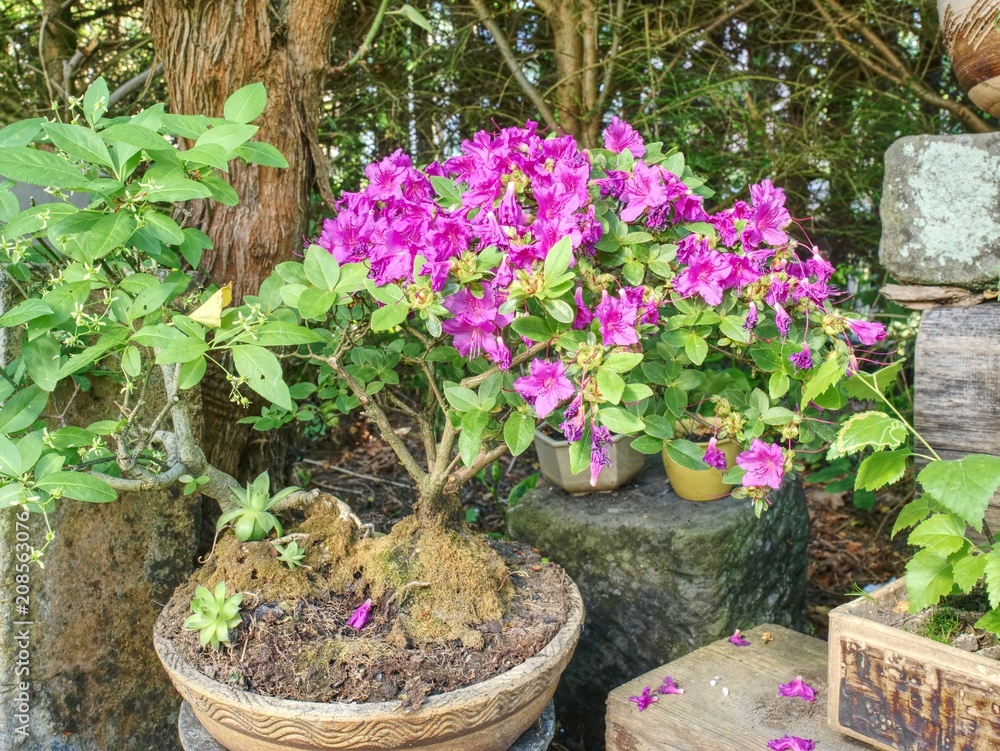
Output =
[
  {"x1": 461, "y1": 340, "x2": 550, "y2": 390},
  {"x1": 451, "y1": 442, "x2": 511, "y2": 490}
]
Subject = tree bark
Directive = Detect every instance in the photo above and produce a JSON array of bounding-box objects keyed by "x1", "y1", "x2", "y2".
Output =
[
  {"x1": 146, "y1": 0, "x2": 343, "y2": 479},
  {"x1": 537, "y1": 0, "x2": 599, "y2": 146}
]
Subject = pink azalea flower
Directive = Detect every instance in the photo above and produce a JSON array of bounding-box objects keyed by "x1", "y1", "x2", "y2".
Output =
[
  {"x1": 620, "y1": 162, "x2": 670, "y2": 223},
  {"x1": 845, "y1": 318, "x2": 886, "y2": 346},
  {"x1": 768, "y1": 736, "x2": 815, "y2": 751},
  {"x1": 728, "y1": 629, "x2": 751, "y2": 647},
  {"x1": 603, "y1": 116, "x2": 646, "y2": 158},
  {"x1": 672, "y1": 247, "x2": 732, "y2": 307},
  {"x1": 594, "y1": 291, "x2": 639, "y2": 347},
  {"x1": 703, "y1": 436, "x2": 728, "y2": 471},
  {"x1": 743, "y1": 301, "x2": 759, "y2": 331},
  {"x1": 347, "y1": 598, "x2": 372, "y2": 630},
  {"x1": 628, "y1": 685, "x2": 658, "y2": 712},
  {"x1": 773, "y1": 304, "x2": 791, "y2": 339},
  {"x1": 778, "y1": 676, "x2": 817, "y2": 702},
  {"x1": 514, "y1": 360, "x2": 575, "y2": 419},
  {"x1": 364, "y1": 150, "x2": 410, "y2": 201},
  {"x1": 560, "y1": 393, "x2": 586, "y2": 442},
  {"x1": 736, "y1": 440, "x2": 785, "y2": 490},
  {"x1": 442, "y1": 284, "x2": 514, "y2": 368},
  {"x1": 658, "y1": 676, "x2": 684, "y2": 695},
  {"x1": 590, "y1": 425, "x2": 614, "y2": 486},
  {"x1": 745, "y1": 179, "x2": 791, "y2": 248},
  {"x1": 788, "y1": 343, "x2": 813, "y2": 370},
  {"x1": 573, "y1": 287, "x2": 594, "y2": 330}
]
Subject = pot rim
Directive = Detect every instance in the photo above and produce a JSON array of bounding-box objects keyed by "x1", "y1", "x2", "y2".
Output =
[
  {"x1": 154, "y1": 571, "x2": 585, "y2": 722},
  {"x1": 533, "y1": 429, "x2": 633, "y2": 448}
]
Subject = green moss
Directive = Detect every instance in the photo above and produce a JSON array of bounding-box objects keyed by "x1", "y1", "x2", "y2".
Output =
[{"x1": 197, "y1": 535, "x2": 317, "y2": 602}]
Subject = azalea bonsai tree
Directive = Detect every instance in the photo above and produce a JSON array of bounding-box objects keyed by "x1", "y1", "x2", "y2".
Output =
[{"x1": 0, "y1": 78, "x2": 883, "y2": 651}]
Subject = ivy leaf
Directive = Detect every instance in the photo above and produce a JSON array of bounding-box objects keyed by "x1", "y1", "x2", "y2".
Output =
[
  {"x1": 904, "y1": 549, "x2": 953, "y2": 612},
  {"x1": 917, "y1": 455, "x2": 1000, "y2": 532},
  {"x1": 855, "y1": 448, "x2": 911, "y2": 492},
  {"x1": 833, "y1": 411, "x2": 908, "y2": 457},
  {"x1": 891, "y1": 495, "x2": 932, "y2": 538},
  {"x1": 907, "y1": 514, "x2": 968, "y2": 558}
]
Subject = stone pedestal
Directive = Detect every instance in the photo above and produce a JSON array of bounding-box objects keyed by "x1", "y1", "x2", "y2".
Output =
[
  {"x1": 177, "y1": 699, "x2": 556, "y2": 751},
  {"x1": 507, "y1": 458, "x2": 809, "y2": 748}
]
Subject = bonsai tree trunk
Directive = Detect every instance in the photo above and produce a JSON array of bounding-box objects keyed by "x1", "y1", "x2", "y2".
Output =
[{"x1": 146, "y1": 0, "x2": 342, "y2": 478}]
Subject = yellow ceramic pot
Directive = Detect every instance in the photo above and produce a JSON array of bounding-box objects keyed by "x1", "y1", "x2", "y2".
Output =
[{"x1": 661, "y1": 437, "x2": 740, "y2": 501}]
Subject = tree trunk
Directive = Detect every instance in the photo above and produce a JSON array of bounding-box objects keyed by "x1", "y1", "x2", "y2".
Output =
[
  {"x1": 146, "y1": 0, "x2": 342, "y2": 479},
  {"x1": 540, "y1": 0, "x2": 599, "y2": 147}
]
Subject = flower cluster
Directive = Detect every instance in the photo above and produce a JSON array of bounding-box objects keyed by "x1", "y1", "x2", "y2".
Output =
[{"x1": 315, "y1": 117, "x2": 885, "y2": 506}]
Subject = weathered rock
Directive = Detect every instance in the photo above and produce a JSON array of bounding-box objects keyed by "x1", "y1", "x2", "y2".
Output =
[
  {"x1": 880, "y1": 133, "x2": 1000, "y2": 289},
  {"x1": 507, "y1": 458, "x2": 809, "y2": 747}
]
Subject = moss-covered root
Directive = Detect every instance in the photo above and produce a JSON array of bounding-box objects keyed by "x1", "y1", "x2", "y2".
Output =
[{"x1": 353, "y1": 516, "x2": 513, "y2": 644}]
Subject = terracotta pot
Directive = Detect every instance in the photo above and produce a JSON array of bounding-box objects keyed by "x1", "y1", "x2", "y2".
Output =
[
  {"x1": 533, "y1": 430, "x2": 644, "y2": 494},
  {"x1": 939, "y1": 0, "x2": 1000, "y2": 116},
  {"x1": 660, "y1": 435, "x2": 740, "y2": 501},
  {"x1": 154, "y1": 577, "x2": 585, "y2": 751},
  {"x1": 828, "y1": 578, "x2": 1000, "y2": 751}
]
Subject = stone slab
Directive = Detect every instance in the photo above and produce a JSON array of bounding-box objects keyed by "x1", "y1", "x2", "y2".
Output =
[
  {"x1": 507, "y1": 457, "x2": 810, "y2": 748},
  {"x1": 178, "y1": 699, "x2": 555, "y2": 751},
  {"x1": 880, "y1": 133, "x2": 1000, "y2": 289},
  {"x1": 605, "y1": 624, "x2": 869, "y2": 750}
]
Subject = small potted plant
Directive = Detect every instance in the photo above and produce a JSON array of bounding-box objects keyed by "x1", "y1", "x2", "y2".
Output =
[{"x1": 0, "y1": 82, "x2": 883, "y2": 749}]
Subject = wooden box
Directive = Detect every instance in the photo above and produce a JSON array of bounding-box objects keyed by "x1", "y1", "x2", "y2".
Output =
[{"x1": 828, "y1": 579, "x2": 1000, "y2": 751}]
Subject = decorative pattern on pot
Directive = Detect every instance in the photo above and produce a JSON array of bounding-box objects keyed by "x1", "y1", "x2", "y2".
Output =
[
  {"x1": 154, "y1": 580, "x2": 585, "y2": 751},
  {"x1": 939, "y1": 0, "x2": 1000, "y2": 116}
]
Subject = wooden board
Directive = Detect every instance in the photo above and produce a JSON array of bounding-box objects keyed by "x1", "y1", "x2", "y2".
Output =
[
  {"x1": 828, "y1": 579, "x2": 1000, "y2": 751},
  {"x1": 915, "y1": 305, "x2": 1000, "y2": 456},
  {"x1": 605, "y1": 625, "x2": 869, "y2": 750}
]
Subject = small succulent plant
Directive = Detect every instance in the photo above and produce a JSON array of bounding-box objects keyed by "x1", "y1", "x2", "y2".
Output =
[
  {"x1": 274, "y1": 540, "x2": 306, "y2": 569},
  {"x1": 183, "y1": 582, "x2": 243, "y2": 650},
  {"x1": 216, "y1": 471, "x2": 298, "y2": 542}
]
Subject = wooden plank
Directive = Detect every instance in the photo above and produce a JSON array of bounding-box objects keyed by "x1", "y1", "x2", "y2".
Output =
[
  {"x1": 828, "y1": 580, "x2": 1000, "y2": 751},
  {"x1": 605, "y1": 625, "x2": 869, "y2": 751},
  {"x1": 914, "y1": 305, "x2": 1000, "y2": 457},
  {"x1": 882, "y1": 284, "x2": 984, "y2": 310}
]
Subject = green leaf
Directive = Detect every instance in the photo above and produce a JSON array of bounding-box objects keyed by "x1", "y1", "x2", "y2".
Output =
[
  {"x1": 231, "y1": 345, "x2": 293, "y2": 411},
  {"x1": 769, "y1": 372, "x2": 790, "y2": 400},
  {"x1": 82, "y1": 77, "x2": 109, "y2": 125},
  {"x1": 99, "y1": 123, "x2": 170, "y2": 153},
  {"x1": 0, "y1": 299, "x2": 53, "y2": 327},
  {"x1": 296, "y1": 288, "x2": 337, "y2": 320},
  {"x1": 908, "y1": 514, "x2": 968, "y2": 557},
  {"x1": 35, "y1": 471, "x2": 116, "y2": 503},
  {"x1": 371, "y1": 302, "x2": 409, "y2": 331},
  {"x1": 543, "y1": 236, "x2": 573, "y2": 278},
  {"x1": 42, "y1": 122, "x2": 113, "y2": 169},
  {"x1": 844, "y1": 362, "x2": 903, "y2": 401},
  {"x1": 196, "y1": 124, "x2": 259, "y2": 154},
  {"x1": 683, "y1": 333, "x2": 708, "y2": 366},
  {"x1": 444, "y1": 385, "x2": 480, "y2": 412},
  {"x1": 856, "y1": 448, "x2": 911, "y2": 492},
  {"x1": 22, "y1": 335, "x2": 61, "y2": 392},
  {"x1": 719, "y1": 315, "x2": 751, "y2": 344},
  {"x1": 155, "y1": 335, "x2": 209, "y2": 365},
  {"x1": 177, "y1": 356, "x2": 207, "y2": 391},
  {"x1": 597, "y1": 369, "x2": 625, "y2": 405},
  {"x1": 234, "y1": 142, "x2": 289, "y2": 168},
  {"x1": 0, "y1": 119, "x2": 44, "y2": 147},
  {"x1": 630, "y1": 435, "x2": 664, "y2": 454},
  {"x1": 459, "y1": 410, "x2": 488, "y2": 467},
  {"x1": 0, "y1": 146, "x2": 91, "y2": 190},
  {"x1": 0, "y1": 436, "x2": 21, "y2": 475},
  {"x1": 145, "y1": 174, "x2": 213, "y2": 202},
  {"x1": 621, "y1": 383, "x2": 654, "y2": 402},
  {"x1": 304, "y1": 245, "x2": 341, "y2": 290},
  {"x1": 834, "y1": 411, "x2": 908, "y2": 457},
  {"x1": 918, "y1": 454, "x2": 1000, "y2": 532},
  {"x1": 750, "y1": 346, "x2": 784, "y2": 373},
  {"x1": 604, "y1": 352, "x2": 643, "y2": 372},
  {"x1": 87, "y1": 212, "x2": 137, "y2": 259},
  {"x1": 240, "y1": 321, "x2": 323, "y2": 346},
  {"x1": 223, "y1": 83, "x2": 268, "y2": 123},
  {"x1": 0, "y1": 386, "x2": 48, "y2": 435},
  {"x1": 510, "y1": 316, "x2": 553, "y2": 342},
  {"x1": 201, "y1": 173, "x2": 239, "y2": 205},
  {"x1": 904, "y1": 549, "x2": 953, "y2": 611},
  {"x1": 953, "y1": 555, "x2": 987, "y2": 593},
  {"x1": 761, "y1": 407, "x2": 797, "y2": 425},
  {"x1": 400, "y1": 3, "x2": 433, "y2": 31},
  {"x1": 663, "y1": 438, "x2": 708, "y2": 471},
  {"x1": 974, "y1": 609, "x2": 1000, "y2": 637},
  {"x1": 143, "y1": 210, "x2": 185, "y2": 246},
  {"x1": 542, "y1": 297, "x2": 575, "y2": 324},
  {"x1": 985, "y1": 550, "x2": 1000, "y2": 609},
  {"x1": 597, "y1": 406, "x2": 643, "y2": 434},
  {"x1": 801, "y1": 357, "x2": 846, "y2": 407},
  {"x1": 503, "y1": 413, "x2": 535, "y2": 456}
]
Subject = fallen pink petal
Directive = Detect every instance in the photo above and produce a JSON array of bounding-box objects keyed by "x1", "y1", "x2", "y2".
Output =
[
  {"x1": 628, "y1": 685, "x2": 658, "y2": 711},
  {"x1": 728, "y1": 629, "x2": 751, "y2": 646},
  {"x1": 658, "y1": 676, "x2": 684, "y2": 695},
  {"x1": 347, "y1": 598, "x2": 373, "y2": 630},
  {"x1": 767, "y1": 735, "x2": 815, "y2": 751},
  {"x1": 778, "y1": 676, "x2": 817, "y2": 702}
]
